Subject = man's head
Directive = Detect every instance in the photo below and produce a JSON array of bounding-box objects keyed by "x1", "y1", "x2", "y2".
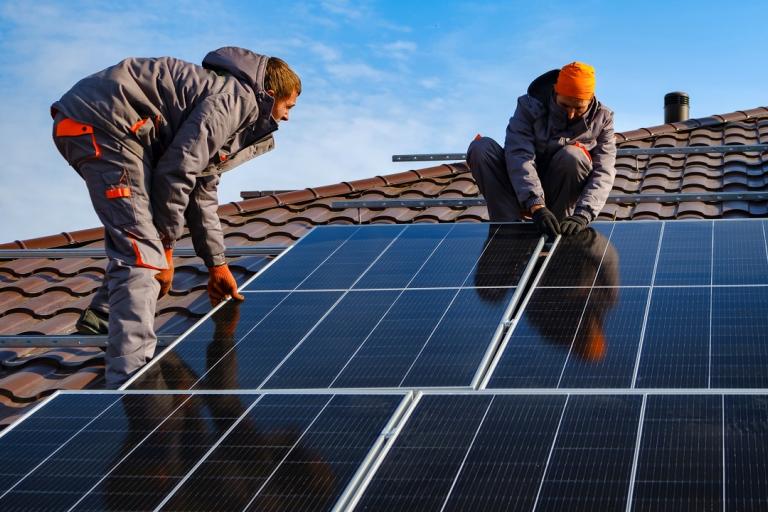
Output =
[
  {"x1": 554, "y1": 61, "x2": 595, "y2": 120},
  {"x1": 265, "y1": 57, "x2": 301, "y2": 122}
]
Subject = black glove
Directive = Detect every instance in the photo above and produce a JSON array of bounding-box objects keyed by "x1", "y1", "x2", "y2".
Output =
[
  {"x1": 532, "y1": 207, "x2": 560, "y2": 238},
  {"x1": 560, "y1": 214, "x2": 589, "y2": 236}
]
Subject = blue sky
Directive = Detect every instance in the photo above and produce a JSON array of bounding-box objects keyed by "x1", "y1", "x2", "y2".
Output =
[{"x1": 0, "y1": 0, "x2": 766, "y2": 242}]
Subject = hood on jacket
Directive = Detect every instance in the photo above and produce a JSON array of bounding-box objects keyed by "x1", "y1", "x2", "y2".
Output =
[
  {"x1": 527, "y1": 69, "x2": 560, "y2": 104},
  {"x1": 202, "y1": 47, "x2": 270, "y2": 92}
]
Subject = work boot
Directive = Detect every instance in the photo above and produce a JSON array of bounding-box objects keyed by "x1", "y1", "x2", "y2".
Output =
[{"x1": 75, "y1": 307, "x2": 109, "y2": 335}]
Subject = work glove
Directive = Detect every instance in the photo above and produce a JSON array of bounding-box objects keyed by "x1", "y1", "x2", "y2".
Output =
[
  {"x1": 155, "y1": 248, "x2": 174, "y2": 298},
  {"x1": 207, "y1": 263, "x2": 245, "y2": 306},
  {"x1": 560, "y1": 214, "x2": 590, "y2": 236},
  {"x1": 532, "y1": 207, "x2": 560, "y2": 239}
]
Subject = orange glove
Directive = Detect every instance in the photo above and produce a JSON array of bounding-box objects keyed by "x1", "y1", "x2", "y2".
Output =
[
  {"x1": 207, "y1": 263, "x2": 245, "y2": 306},
  {"x1": 155, "y1": 248, "x2": 174, "y2": 298}
]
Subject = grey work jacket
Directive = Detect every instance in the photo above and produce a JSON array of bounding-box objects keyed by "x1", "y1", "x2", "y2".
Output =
[
  {"x1": 504, "y1": 70, "x2": 617, "y2": 221},
  {"x1": 52, "y1": 47, "x2": 278, "y2": 266}
]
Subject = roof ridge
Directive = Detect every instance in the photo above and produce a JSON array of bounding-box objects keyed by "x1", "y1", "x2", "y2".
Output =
[{"x1": 616, "y1": 106, "x2": 768, "y2": 143}]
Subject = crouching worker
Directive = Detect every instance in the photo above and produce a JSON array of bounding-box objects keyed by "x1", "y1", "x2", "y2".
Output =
[
  {"x1": 51, "y1": 47, "x2": 301, "y2": 386},
  {"x1": 467, "y1": 61, "x2": 616, "y2": 237}
]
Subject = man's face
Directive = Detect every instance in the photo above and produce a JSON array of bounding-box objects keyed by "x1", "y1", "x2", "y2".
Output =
[
  {"x1": 268, "y1": 89, "x2": 299, "y2": 122},
  {"x1": 555, "y1": 94, "x2": 591, "y2": 121}
]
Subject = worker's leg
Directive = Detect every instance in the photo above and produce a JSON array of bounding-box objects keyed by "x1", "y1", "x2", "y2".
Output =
[
  {"x1": 466, "y1": 137, "x2": 523, "y2": 222},
  {"x1": 53, "y1": 113, "x2": 165, "y2": 386},
  {"x1": 540, "y1": 144, "x2": 592, "y2": 219}
]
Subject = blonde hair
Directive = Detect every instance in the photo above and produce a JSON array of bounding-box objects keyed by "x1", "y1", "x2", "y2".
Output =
[{"x1": 265, "y1": 57, "x2": 301, "y2": 99}]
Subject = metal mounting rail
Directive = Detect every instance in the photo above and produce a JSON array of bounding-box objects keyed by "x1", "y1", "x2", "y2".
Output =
[
  {"x1": 0, "y1": 246, "x2": 286, "y2": 260},
  {"x1": 333, "y1": 191, "x2": 768, "y2": 210},
  {"x1": 0, "y1": 335, "x2": 177, "y2": 348},
  {"x1": 391, "y1": 144, "x2": 768, "y2": 162}
]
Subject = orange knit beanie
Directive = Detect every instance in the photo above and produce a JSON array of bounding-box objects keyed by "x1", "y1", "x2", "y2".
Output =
[{"x1": 554, "y1": 61, "x2": 595, "y2": 100}]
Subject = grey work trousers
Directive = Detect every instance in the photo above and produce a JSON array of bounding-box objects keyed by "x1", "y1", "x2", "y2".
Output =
[
  {"x1": 53, "y1": 113, "x2": 165, "y2": 387},
  {"x1": 467, "y1": 136, "x2": 592, "y2": 222}
]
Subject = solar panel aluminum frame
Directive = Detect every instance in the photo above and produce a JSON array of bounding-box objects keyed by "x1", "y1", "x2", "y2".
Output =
[
  {"x1": 119, "y1": 226, "x2": 318, "y2": 391},
  {"x1": 467, "y1": 233, "x2": 546, "y2": 389},
  {"x1": 332, "y1": 391, "x2": 419, "y2": 512},
  {"x1": 343, "y1": 391, "x2": 426, "y2": 511},
  {"x1": 478, "y1": 235, "x2": 564, "y2": 389}
]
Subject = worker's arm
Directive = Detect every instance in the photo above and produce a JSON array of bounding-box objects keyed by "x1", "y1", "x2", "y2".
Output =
[
  {"x1": 151, "y1": 92, "x2": 255, "y2": 246},
  {"x1": 573, "y1": 110, "x2": 617, "y2": 221},
  {"x1": 504, "y1": 96, "x2": 546, "y2": 210},
  {"x1": 184, "y1": 174, "x2": 226, "y2": 267}
]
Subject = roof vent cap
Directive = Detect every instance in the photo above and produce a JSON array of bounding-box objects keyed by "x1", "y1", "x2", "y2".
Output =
[{"x1": 664, "y1": 91, "x2": 690, "y2": 123}]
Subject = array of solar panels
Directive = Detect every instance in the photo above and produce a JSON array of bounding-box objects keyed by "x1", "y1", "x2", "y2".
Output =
[
  {"x1": 128, "y1": 223, "x2": 544, "y2": 391},
  {"x1": 2, "y1": 219, "x2": 768, "y2": 511}
]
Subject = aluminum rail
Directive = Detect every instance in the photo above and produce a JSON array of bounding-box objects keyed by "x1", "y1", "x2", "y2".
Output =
[
  {"x1": 333, "y1": 191, "x2": 768, "y2": 210},
  {"x1": 0, "y1": 335, "x2": 177, "y2": 348},
  {"x1": 391, "y1": 144, "x2": 768, "y2": 162},
  {"x1": 0, "y1": 246, "x2": 286, "y2": 260}
]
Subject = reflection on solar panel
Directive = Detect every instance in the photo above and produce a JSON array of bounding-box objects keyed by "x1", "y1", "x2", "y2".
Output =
[
  {"x1": 0, "y1": 392, "x2": 405, "y2": 511},
  {"x1": 487, "y1": 219, "x2": 768, "y2": 389},
  {"x1": 129, "y1": 223, "x2": 544, "y2": 390},
  {"x1": 351, "y1": 392, "x2": 768, "y2": 511}
]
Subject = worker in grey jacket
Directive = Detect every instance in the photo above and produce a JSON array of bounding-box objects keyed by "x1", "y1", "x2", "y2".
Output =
[
  {"x1": 467, "y1": 61, "x2": 616, "y2": 237},
  {"x1": 51, "y1": 47, "x2": 300, "y2": 386}
]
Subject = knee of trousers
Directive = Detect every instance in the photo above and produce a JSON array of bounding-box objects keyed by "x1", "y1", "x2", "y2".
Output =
[
  {"x1": 549, "y1": 145, "x2": 592, "y2": 182},
  {"x1": 467, "y1": 137, "x2": 504, "y2": 168}
]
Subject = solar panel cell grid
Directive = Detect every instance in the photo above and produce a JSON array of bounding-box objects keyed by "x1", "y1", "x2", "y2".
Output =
[{"x1": 488, "y1": 219, "x2": 768, "y2": 390}]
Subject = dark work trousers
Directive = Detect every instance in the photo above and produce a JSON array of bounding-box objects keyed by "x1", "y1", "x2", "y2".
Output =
[
  {"x1": 467, "y1": 136, "x2": 592, "y2": 222},
  {"x1": 53, "y1": 113, "x2": 166, "y2": 387}
]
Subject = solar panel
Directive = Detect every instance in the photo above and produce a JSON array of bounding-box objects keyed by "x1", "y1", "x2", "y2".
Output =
[
  {"x1": 0, "y1": 391, "x2": 405, "y2": 511},
  {"x1": 128, "y1": 223, "x2": 544, "y2": 390},
  {"x1": 487, "y1": 219, "x2": 768, "y2": 389},
  {"x1": 351, "y1": 392, "x2": 768, "y2": 511}
]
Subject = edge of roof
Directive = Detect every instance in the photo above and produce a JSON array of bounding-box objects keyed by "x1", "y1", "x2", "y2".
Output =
[
  {"x1": 0, "y1": 163, "x2": 468, "y2": 250},
  {"x1": 4, "y1": 105, "x2": 767, "y2": 250}
]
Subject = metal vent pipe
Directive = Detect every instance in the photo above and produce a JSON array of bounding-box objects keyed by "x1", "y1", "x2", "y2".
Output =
[{"x1": 664, "y1": 91, "x2": 690, "y2": 123}]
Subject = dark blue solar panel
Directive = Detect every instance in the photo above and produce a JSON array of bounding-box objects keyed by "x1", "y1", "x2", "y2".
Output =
[
  {"x1": 724, "y1": 395, "x2": 768, "y2": 511},
  {"x1": 130, "y1": 291, "x2": 343, "y2": 390},
  {"x1": 353, "y1": 224, "x2": 451, "y2": 289},
  {"x1": 161, "y1": 394, "x2": 402, "y2": 512},
  {"x1": 487, "y1": 288, "x2": 591, "y2": 388},
  {"x1": 654, "y1": 221, "x2": 712, "y2": 286},
  {"x1": 330, "y1": 289, "x2": 460, "y2": 388},
  {"x1": 558, "y1": 287, "x2": 649, "y2": 388},
  {"x1": 535, "y1": 395, "x2": 641, "y2": 511},
  {"x1": 711, "y1": 286, "x2": 768, "y2": 388},
  {"x1": 299, "y1": 225, "x2": 405, "y2": 290},
  {"x1": 262, "y1": 290, "x2": 401, "y2": 388},
  {"x1": 599, "y1": 221, "x2": 661, "y2": 286},
  {"x1": 465, "y1": 223, "x2": 542, "y2": 288},
  {"x1": 441, "y1": 395, "x2": 565, "y2": 511},
  {"x1": 632, "y1": 395, "x2": 722, "y2": 512},
  {"x1": 407, "y1": 223, "x2": 499, "y2": 288},
  {"x1": 400, "y1": 287, "x2": 515, "y2": 387},
  {"x1": 539, "y1": 227, "x2": 612, "y2": 287},
  {"x1": 355, "y1": 395, "x2": 493, "y2": 510},
  {"x1": 713, "y1": 220, "x2": 768, "y2": 285},
  {"x1": 0, "y1": 393, "x2": 402, "y2": 512},
  {"x1": 131, "y1": 294, "x2": 289, "y2": 389},
  {"x1": 0, "y1": 394, "x2": 119, "y2": 493},
  {"x1": 248, "y1": 227, "x2": 356, "y2": 290},
  {"x1": 0, "y1": 393, "x2": 258, "y2": 511},
  {"x1": 635, "y1": 287, "x2": 710, "y2": 388}
]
